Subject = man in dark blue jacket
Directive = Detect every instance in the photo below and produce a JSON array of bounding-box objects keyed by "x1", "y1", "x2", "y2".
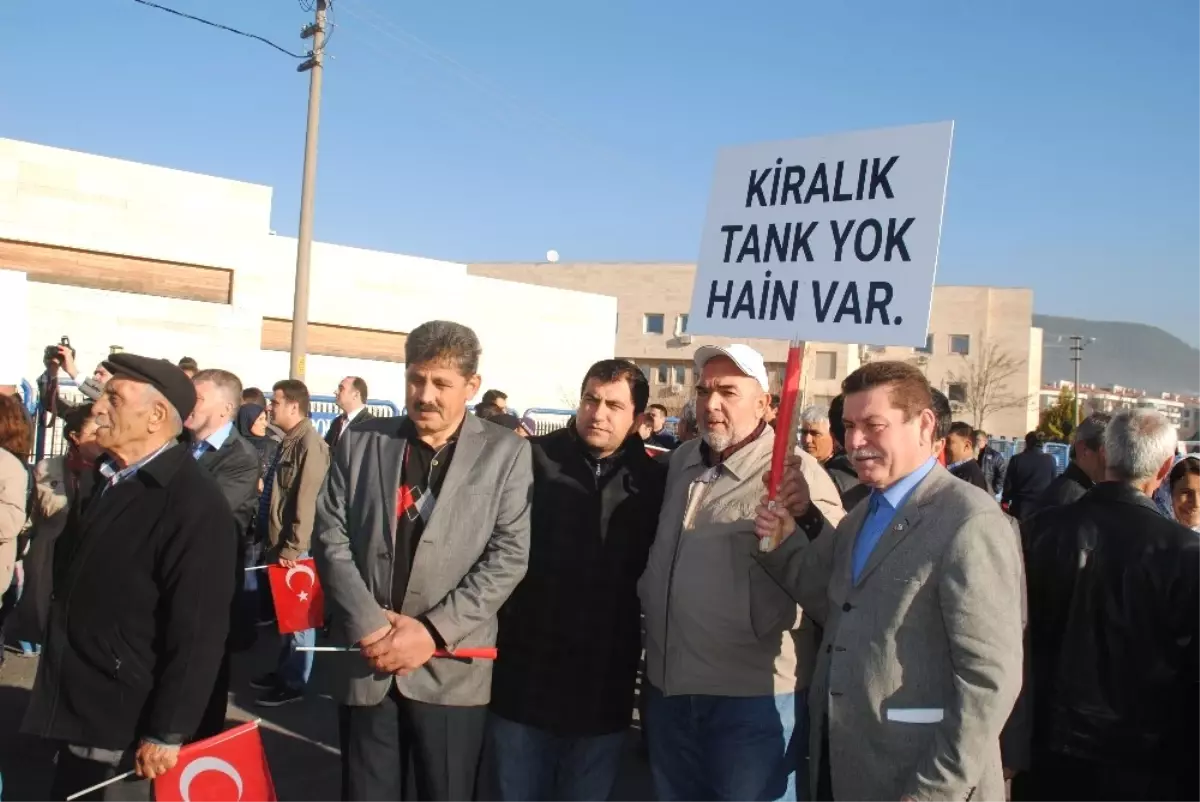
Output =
[{"x1": 1003, "y1": 432, "x2": 1058, "y2": 520}]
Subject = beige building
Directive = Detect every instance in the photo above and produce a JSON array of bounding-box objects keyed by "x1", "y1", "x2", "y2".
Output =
[{"x1": 469, "y1": 263, "x2": 1043, "y2": 437}]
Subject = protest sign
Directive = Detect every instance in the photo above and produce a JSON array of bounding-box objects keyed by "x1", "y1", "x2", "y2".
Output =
[{"x1": 687, "y1": 121, "x2": 954, "y2": 347}]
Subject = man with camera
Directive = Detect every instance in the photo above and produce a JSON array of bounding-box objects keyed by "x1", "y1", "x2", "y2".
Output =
[{"x1": 37, "y1": 338, "x2": 110, "y2": 420}]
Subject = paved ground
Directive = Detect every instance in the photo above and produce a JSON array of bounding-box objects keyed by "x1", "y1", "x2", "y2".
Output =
[{"x1": 0, "y1": 633, "x2": 653, "y2": 801}]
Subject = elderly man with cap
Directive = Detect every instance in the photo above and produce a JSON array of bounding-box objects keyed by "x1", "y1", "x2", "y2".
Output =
[
  {"x1": 23, "y1": 353, "x2": 238, "y2": 801},
  {"x1": 638, "y1": 344, "x2": 844, "y2": 802}
]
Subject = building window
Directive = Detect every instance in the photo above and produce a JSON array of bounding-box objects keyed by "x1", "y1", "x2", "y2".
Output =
[
  {"x1": 673, "y1": 364, "x2": 687, "y2": 385},
  {"x1": 644, "y1": 313, "x2": 665, "y2": 335},
  {"x1": 676, "y1": 314, "x2": 689, "y2": 335},
  {"x1": 917, "y1": 333, "x2": 934, "y2": 354},
  {"x1": 947, "y1": 382, "x2": 967, "y2": 404},
  {"x1": 814, "y1": 351, "x2": 837, "y2": 380},
  {"x1": 949, "y1": 334, "x2": 970, "y2": 355},
  {"x1": 656, "y1": 364, "x2": 669, "y2": 385}
]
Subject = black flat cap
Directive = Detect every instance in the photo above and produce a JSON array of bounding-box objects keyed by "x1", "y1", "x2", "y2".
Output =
[{"x1": 101, "y1": 353, "x2": 197, "y2": 421}]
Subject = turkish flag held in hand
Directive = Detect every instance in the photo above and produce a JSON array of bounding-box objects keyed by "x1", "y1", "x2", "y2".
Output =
[
  {"x1": 154, "y1": 720, "x2": 277, "y2": 802},
  {"x1": 267, "y1": 558, "x2": 325, "y2": 634}
]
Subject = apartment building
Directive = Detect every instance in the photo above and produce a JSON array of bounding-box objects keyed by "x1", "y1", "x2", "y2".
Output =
[
  {"x1": 1038, "y1": 380, "x2": 1200, "y2": 435},
  {"x1": 468, "y1": 264, "x2": 1043, "y2": 437}
]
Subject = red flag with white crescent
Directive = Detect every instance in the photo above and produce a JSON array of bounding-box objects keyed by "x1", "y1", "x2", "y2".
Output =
[
  {"x1": 153, "y1": 720, "x2": 277, "y2": 802},
  {"x1": 266, "y1": 558, "x2": 325, "y2": 634}
]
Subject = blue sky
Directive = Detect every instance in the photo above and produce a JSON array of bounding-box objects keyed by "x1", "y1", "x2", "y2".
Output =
[{"x1": 3, "y1": 0, "x2": 1197, "y2": 345}]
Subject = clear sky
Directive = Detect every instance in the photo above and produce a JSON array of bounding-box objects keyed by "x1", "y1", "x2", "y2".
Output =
[{"x1": 4, "y1": 0, "x2": 1197, "y2": 345}]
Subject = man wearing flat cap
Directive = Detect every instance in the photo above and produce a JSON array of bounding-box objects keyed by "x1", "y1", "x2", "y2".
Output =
[{"x1": 23, "y1": 354, "x2": 238, "y2": 801}]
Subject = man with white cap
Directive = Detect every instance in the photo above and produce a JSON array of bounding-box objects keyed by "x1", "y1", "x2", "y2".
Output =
[{"x1": 638, "y1": 344, "x2": 844, "y2": 801}]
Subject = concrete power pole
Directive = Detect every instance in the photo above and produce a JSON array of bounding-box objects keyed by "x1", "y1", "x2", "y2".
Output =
[
  {"x1": 1070, "y1": 335, "x2": 1084, "y2": 427},
  {"x1": 289, "y1": 0, "x2": 327, "y2": 381}
]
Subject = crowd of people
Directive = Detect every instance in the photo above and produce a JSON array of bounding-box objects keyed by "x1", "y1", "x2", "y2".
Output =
[{"x1": 0, "y1": 320, "x2": 1195, "y2": 802}]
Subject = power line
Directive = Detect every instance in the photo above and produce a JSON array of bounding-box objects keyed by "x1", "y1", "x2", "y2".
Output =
[{"x1": 130, "y1": 0, "x2": 309, "y2": 59}]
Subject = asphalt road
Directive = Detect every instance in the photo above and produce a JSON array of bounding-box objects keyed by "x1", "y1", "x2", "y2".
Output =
[{"x1": 0, "y1": 632, "x2": 654, "y2": 801}]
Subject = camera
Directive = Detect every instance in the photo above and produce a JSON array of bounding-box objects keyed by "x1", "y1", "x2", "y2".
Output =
[{"x1": 44, "y1": 335, "x2": 74, "y2": 367}]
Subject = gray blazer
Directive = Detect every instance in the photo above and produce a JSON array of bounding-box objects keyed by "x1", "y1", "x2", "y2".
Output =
[
  {"x1": 759, "y1": 464, "x2": 1024, "y2": 802},
  {"x1": 313, "y1": 413, "x2": 533, "y2": 708}
]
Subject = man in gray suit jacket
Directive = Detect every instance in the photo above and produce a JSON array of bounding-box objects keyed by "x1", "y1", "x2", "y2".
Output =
[
  {"x1": 753, "y1": 361, "x2": 1024, "y2": 802},
  {"x1": 314, "y1": 320, "x2": 532, "y2": 802}
]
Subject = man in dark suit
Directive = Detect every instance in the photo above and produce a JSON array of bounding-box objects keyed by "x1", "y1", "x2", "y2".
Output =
[
  {"x1": 185, "y1": 369, "x2": 262, "y2": 738},
  {"x1": 1031, "y1": 413, "x2": 1109, "y2": 516},
  {"x1": 314, "y1": 321, "x2": 532, "y2": 801},
  {"x1": 945, "y1": 421, "x2": 992, "y2": 491},
  {"x1": 1003, "y1": 432, "x2": 1058, "y2": 520},
  {"x1": 325, "y1": 376, "x2": 374, "y2": 449},
  {"x1": 23, "y1": 354, "x2": 236, "y2": 800}
]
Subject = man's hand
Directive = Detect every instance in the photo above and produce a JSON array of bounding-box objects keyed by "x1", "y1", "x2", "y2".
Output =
[
  {"x1": 57, "y1": 346, "x2": 79, "y2": 379},
  {"x1": 134, "y1": 740, "x2": 180, "y2": 779},
  {"x1": 755, "y1": 500, "x2": 797, "y2": 548},
  {"x1": 279, "y1": 556, "x2": 298, "y2": 569},
  {"x1": 762, "y1": 454, "x2": 812, "y2": 517},
  {"x1": 361, "y1": 612, "x2": 436, "y2": 675}
]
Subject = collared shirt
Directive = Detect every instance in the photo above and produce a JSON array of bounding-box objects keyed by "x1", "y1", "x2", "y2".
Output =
[
  {"x1": 947, "y1": 458, "x2": 972, "y2": 471},
  {"x1": 391, "y1": 416, "x2": 463, "y2": 609},
  {"x1": 344, "y1": 406, "x2": 365, "y2": 425},
  {"x1": 851, "y1": 456, "x2": 937, "y2": 583},
  {"x1": 97, "y1": 441, "x2": 176, "y2": 495},
  {"x1": 190, "y1": 421, "x2": 233, "y2": 460}
]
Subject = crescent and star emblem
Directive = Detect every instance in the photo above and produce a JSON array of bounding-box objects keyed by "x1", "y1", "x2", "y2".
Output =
[
  {"x1": 178, "y1": 756, "x2": 244, "y2": 802},
  {"x1": 284, "y1": 563, "x2": 317, "y2": 603}
]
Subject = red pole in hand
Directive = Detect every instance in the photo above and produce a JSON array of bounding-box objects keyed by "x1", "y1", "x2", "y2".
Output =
[{"x1": 764, "y1": 340, "x2": 804, "y2": 551}]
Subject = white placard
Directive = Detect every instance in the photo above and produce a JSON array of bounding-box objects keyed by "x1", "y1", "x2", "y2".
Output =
[{"x1": 688, "y1": 122, "x2": 954, "y2": 347}]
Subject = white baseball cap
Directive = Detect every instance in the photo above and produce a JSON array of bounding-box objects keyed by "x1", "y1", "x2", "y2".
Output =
[{"x1": 693, "y1": 344, "x2": 771, "y2": 393}]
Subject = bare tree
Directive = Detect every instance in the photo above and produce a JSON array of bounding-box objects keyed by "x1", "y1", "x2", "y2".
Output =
[{"x1": 945, "y1": 340, "x2": 1032, "y2": 429}]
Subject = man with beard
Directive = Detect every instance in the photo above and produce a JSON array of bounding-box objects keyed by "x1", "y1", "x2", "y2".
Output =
[
  {"x1": 639, "y1": 344, "x2": 843, "y2": 801},
  {"x1": 315, "y1": 320, "x2": 532, "y2": 801},
  {"x1": 751, "y1": 361, "x2": 1024, "y2": 801},
  {"x1": 487, "y1": 359, "x2": 666, "y2": 800}
]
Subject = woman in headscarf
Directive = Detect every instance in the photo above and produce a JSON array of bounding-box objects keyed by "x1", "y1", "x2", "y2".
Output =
[
  {"x1": 0, "y1": 394, "x2": 30, "y2": 645},
  {"x1": 1168, "y1": 456, "x2": 1200, "y2": 533},
  {"x1": 236, "y1": 403, "x2": 279, "y2": 626}
]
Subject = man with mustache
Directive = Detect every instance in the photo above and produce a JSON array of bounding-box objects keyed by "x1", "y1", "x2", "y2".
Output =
[
  {"x1": 753, "y1": 360, "x2": 1024, "y2": 801},
  {"x1": 315, "y1": 320, "x2": 532, "y2": 801},
  {"x1": 639, "y1": 344, "x2": 843, "y2": 801}
]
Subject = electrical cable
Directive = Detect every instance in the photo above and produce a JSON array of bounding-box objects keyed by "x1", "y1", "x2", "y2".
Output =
[{"x1": 130, "y1": 0, "x2": 308, "y2": 59}]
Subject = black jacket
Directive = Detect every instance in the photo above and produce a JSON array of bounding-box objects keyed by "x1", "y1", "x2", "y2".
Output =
[
  {"x1": 1003, "y1": 448, "x2": 1057, "y2": 520},
  {"x1": 492, "y1": 427, "x2": 666, "y2": 736},
  {"x1": 949, "y1": 458, "x2": 991, "y2": 492},
  {"x1": 324, "y1": 408, "x2": 375, "y2": 449},
  {"x1": 196, "y1": 427, "x2": 261, "y2": 543},
  {"x1": 978, "y1": 446, "x2": 1007, "y2": 496},
  {"x1": 1031, "y1": 461, "x2": 1093, "y2": 517},
  {"x1": 1022, "y1": 483, "x2": 1198, "y2": 796},
  {"x1": 823, "y1": 452, "x2": 870, "y2": 511},
  {"x1": 22, "y1": 443, "x2": 237, "y2": 749}
]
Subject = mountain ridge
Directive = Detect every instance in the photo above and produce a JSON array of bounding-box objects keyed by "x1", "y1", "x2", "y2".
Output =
[{"x1": 1035, "y1": 315, "x2": 1199, "y2": 395}]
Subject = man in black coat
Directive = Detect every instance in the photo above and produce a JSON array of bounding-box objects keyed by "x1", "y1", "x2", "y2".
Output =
[
  {"x1": 1003, "y1": 432, "x2": 1058, "y2": 520},
  {"x1": 325, "y1": 375, "x2": 374, "y2": 449},
  {"x1": 487, "y1": 359, "x2": 667, "y2": 801},
  {"x1": 944, "y1": 421, "x2": 992, "y2": 492},
  {"x1": 186, "y1": 369, "x2": 262, "y2": 739},
  {"x1": 23, "y1": 354, "x2": 237, "y2": 801},
  {"x1": 976, "y1": 430, "x2": 1007, "y2": 497},
  {"x1": 1021, "y1": 409, "x2": 1197, "y2": 801},
  {"x1": 1031, "y1": 413, "x2": 1109, "y2": 516}
]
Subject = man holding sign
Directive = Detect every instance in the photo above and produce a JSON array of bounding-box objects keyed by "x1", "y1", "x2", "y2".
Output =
[
  {"x1": 753, "y1": 361, "x2": 1024, "y2": 801},
  {"x1": 314, "y1": 320, "x2": 532, "y2": 801},
  {"x1": 638, "y1": 344, "x2": 843, "y2": 801}
]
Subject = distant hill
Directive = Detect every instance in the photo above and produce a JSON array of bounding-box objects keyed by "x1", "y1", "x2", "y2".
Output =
[{"x1": 1035, "y1": 315, "x2": 1199, "y2": 395}]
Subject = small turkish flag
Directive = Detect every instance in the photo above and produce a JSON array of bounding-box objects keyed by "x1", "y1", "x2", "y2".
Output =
[
  {"x1": 154, "y1": 720, "x2": 277, "y2": 802},
  {"x1": 267, "y1": 558, "x2": 325, "y2": 635}
]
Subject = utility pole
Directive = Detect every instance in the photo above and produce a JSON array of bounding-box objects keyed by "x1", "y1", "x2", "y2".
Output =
[
  {"x1": 1070, "y1": 335, "x2": 1087, "y2": 427},
  {"x1": 289, "y1": 0, "x2": 327, "y2": 381}
]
